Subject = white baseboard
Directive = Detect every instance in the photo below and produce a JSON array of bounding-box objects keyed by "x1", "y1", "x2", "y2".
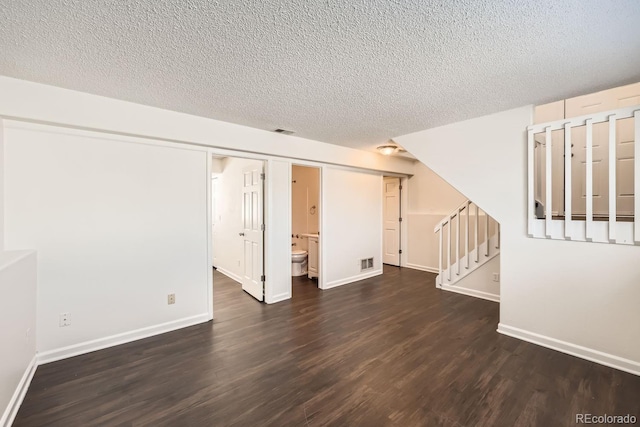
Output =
[
  {"x1": 324, "y1": 269, "x2": 382, "y2": 290},
  {"x1": 1, "y1": 355, "x2": 37, "y2": 427},
  {"x1": 267, "y1": 292, "x2": 291, "y2": 304},
  {"x1": 441, "y1": 284, "x2": 500, "y2": 302},
  {"x1": 38, "y1": 313, "x2": 210, "y2": 365},
  {"x1": 405, "y1": 263, "x2": 439, "y2": 274},
  {"x1": 497, "y1": 323, "x2": 640, "y2": 376},
  {"x1": 215, "y1": 267, "x2": 242, "y2": 284}
]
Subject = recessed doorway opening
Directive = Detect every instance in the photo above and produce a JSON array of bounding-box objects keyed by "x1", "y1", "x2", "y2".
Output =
[
  {"x1": 211, "y1": 155, "x2": 266, "y2": 302},
  {"x1": 291, "y1": 164, "x2": 321, "y2": 294}
]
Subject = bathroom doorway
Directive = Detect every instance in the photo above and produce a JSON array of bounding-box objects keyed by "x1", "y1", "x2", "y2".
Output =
[
  {"x1": 211, "y1": 155, "x2": 266, "y2": 302},
  {"x1": 291, "y1": 164, "x2": 321, "y2": 293}
]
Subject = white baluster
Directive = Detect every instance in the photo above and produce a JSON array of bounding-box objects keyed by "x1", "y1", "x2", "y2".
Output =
[
  {"x1": 465, "y1": 201, "x2": 470, "y2": 269},
  {"x1": 527, "y1": 129, "x2": 535, "y2": 237},
  {"x1": 635, "y1": 111, "x2": 640, "y2": 244},
  {"x1": 564, "y1": 123, "x2": 572, "y2": 240},
  {"x1": 586, "y1": 119, "x2": 594, "y2": 241},
  {"x1": 474, "y1": 205, "x2": 479, "y2": 263},
  {"x1": 484, "y1": 211, "x2": 489, "y2": 257},
  {"x1": 447, "y1": 219, "x2": 451, "y2": 282},
  {"x1": 609, "y1": 114, "x2": 617, "y2": 243},
  {"x1": 438, "y1": 227, "x2": 442, "y2": 286},
  {"x1": 545, "y1": 126, "x2": 552, "y2": 237},
  {"x1": 456, "y1": 211, "x2": 460, "y2": 275}
]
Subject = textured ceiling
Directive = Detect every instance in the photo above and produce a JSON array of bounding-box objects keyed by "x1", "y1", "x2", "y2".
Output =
[{"x1": 1, "y1": 1, "x2": 640, "y2": 152}]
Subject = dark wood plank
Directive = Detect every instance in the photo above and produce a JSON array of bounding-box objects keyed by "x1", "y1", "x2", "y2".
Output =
[{"x1": 13, "y1": 267, "x2": 640, "y2": 426}]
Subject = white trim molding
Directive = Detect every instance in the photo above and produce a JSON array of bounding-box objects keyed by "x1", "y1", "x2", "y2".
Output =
[
  {"x1": 1, "y1": 355, "x2": 37, "y2": 427},
  {"x1": 497, "y1": 323, "x2": 640, "y2": 376},
  {"x1": 214, "y1": 267, "x2": 242, "y2": 285},
  {"x1": 405, "y1": 263, "x2": 439, "y2": 274},
  {"x1": 266, "y1": 292, "x2": 292, "y2": 304},
  {"x1": 441, "y1": 284, "x2": 499, "y2": 302},
  {"x1": 38, "y1": 314, "x2": 210, "y2": 365},
  {"x1": 324, "y1": 269, "x2": 382, "y2": 290}
]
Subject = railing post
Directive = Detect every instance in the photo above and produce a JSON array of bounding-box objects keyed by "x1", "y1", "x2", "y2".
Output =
[
  {"x1": 545, "y1": 126, "x2": 552, "y2": 237},
  {"x1": 585, "y1": 119, "x2": 594, "y2": 241},
  {"x1": 564, "y1": 123, "x2": 572, "y2": 240},
  {"x1": 608, "y1": 114, "x2": 617, "y2": 243},
  {"x1": 465, "y1": 201, "x2": 470, "y2": 269},
  {"x1": 527, "y1": 129, "x2": 535, "y2": 237},
  {"x1": 455, "y1": 211, "x2": 460, "y2": 276},
  {"x1": 635, "y1": 111, "x2": 640, "y2": 244}
]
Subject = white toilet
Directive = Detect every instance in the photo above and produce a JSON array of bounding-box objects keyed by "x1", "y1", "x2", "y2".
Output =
[{"x1": 291, "y1": 250, "x2": 308, "y2": 276}]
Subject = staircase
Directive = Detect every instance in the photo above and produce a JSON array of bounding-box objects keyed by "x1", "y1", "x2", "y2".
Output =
[{"x1": 434, "y1": 200, "x2": 500, "y2": 293}]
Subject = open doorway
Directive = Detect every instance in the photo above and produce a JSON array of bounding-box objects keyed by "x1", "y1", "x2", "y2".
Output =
[
  {"x1": 211, "y1": 155, "x2": 266, "y2": 302},
  {"x1": 291, "y1": 165, "x2": 321, "y2": 294},
  {"x1": 383, "y1": 176, "x2": 402, "y2": 267}
]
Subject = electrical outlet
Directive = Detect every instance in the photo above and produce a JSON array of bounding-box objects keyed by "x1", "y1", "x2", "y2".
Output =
[
  {"x1": 59, "y1": 312, "x2": 71, "y2": 327},
  {"x1": 492, "y1": 273, "x2": 500, "y2": 282},
  {"x1": 168, "y1": 293, "x2": 176, "y2": 305},
  {"x1": 25, "y1": 328, "x2": 31, "y2": 341}
]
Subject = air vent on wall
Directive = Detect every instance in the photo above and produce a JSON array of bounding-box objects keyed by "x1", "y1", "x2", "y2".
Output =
[
  {"x1": 274, "y1": 128, "x2": 295, "y2": 135},
  {"x1": 360, "y1": 257, "x2": 374, "y2": 271}
]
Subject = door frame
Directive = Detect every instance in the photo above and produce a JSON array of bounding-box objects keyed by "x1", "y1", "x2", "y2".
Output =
[
  {"x1": 290, "y1": 162, "x2": 324, "y2": 290},
  {"x1": 382, "y1": 176, "x2": 403, "y2": 267},
  {"x1": 207, "y1": 151, "x2": 267, "y2": 318},
  {"x1": 240, "y1": 162, "x2": 266, "y2": 301}
]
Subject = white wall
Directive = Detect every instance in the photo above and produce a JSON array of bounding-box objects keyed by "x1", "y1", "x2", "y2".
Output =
[
  {"x1": 265, "y1": 159, "x2": 292, "y2": 303},
  {"x1": 4, "y1": 121, "x2": 210, "y2": 360},
  {"x1": 405, "y1": 162, "x2": 466, "y2": 271},
  {"x1": 0, "y1": 251, "x2": 37, "y2": 427},
  {"x1": 323, "y1": 168, "x2": 383, "y2": 288},
  {"x1": 291, "y1": 165, "x2": 319, "y2": 251},
  {"x1": 212, "y1": 157, "x2": 263, "y2": 283},
  {"x1": 442, "y1": 254, "x2": 500, "y2": 302},
  {"x1": 397, "y1": 106, "x2": 640, "y2": 374},
  {"x1": 0, "y1": 120, "x2": 4, "y2": 253},
  {"x1": 0, "y1": 76, "x2": 415, "y2": 176}
]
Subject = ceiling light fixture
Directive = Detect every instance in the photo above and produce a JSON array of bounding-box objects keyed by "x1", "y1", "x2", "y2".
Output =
[{"x1": 377, "y1": 144, "x2": 399, "y2": 156}]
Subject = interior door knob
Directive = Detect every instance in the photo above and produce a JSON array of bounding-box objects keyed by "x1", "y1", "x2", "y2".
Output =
[{"x1": 239, "y1": 232, "x2": 245, "y2": 236}]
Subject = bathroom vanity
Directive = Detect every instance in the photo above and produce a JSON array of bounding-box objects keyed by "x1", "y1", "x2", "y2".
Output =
[{"x1": 302, "y1": 234, "x2": 319, "y2": 279}]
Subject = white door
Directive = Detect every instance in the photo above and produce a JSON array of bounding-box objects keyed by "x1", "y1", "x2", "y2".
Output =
[
  {"x1": 566, "y1": 82, "x2": 639, "y2": 217},
  {"x1": 241, "y1": 164, "x2": 264, "y2": 301},
  {"x1": 211, "y1": 177, "x2": 218, "y2": 266},
  {"x1": 383, "y1": 177, "x2": 400, "y2": 266},
  {"x1": 611, "y1": 83, "x2": 639, "y2": 216},
  {"x1": 566, "y1": 92, "x2": 611, "y2": 216}
]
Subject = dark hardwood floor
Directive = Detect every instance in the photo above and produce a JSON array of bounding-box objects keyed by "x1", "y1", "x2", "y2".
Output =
[{"x1": 14, "y1": 267, "x2": 640, "y2": 426}]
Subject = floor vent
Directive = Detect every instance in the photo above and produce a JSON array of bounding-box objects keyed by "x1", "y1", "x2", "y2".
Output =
[{"x1": 360, "y1": 257, "x2": 374, "y2": 271}]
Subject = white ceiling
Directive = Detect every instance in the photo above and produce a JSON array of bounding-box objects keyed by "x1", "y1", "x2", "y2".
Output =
[{"x1": 1, "y1": 1, "x2": 640, "y2": 153}]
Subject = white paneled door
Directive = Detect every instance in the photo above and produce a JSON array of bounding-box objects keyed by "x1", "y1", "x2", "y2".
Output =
[
  {"x1": 566, "y1": 82, "x2": 639, "y2": 217},
  {"x1": 241, "y1": 164, "x2": 264, "y2": 301},
  {"x1": 535, "y1": 82, "x2": 639, "y2": 218},
  {"x1": 383, "y1": 177, "x2": 401, "y2": 266}
]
